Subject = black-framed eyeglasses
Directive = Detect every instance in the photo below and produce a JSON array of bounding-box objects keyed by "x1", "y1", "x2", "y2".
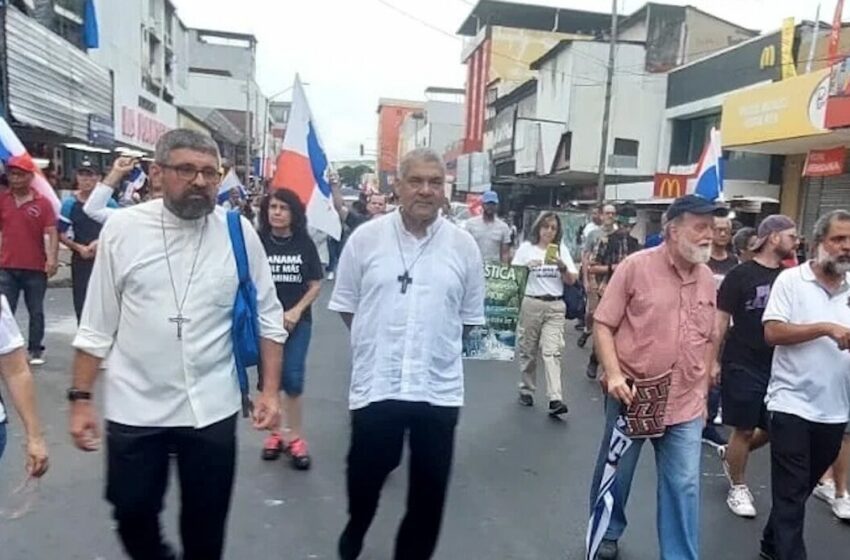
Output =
[{"x1": 160, "y1": 163, "x2": 221, "y2": 183}]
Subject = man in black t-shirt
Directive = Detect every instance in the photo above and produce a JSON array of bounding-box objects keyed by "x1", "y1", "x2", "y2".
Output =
[{"x1": 713, "y1": 215, "x2": 798, "y2": 519}]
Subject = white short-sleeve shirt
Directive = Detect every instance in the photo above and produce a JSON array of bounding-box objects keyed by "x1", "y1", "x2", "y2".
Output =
[
  {"x1": 511, "y1": 241, "x2": 578, "y2": 297},
  {"x1": 0, "y1": 295, "x2": 25, "y2": 423},
  {"x1": 763, "y1": 263, "x2": 850, "y2": 424},
  {"x1": 329, "y1": 211, "x2": 486, "y2": 410}
]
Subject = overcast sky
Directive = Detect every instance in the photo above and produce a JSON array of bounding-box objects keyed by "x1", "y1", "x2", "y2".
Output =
[{"x1": 172, "y1": 0, "x2": 826, "y2": 160}]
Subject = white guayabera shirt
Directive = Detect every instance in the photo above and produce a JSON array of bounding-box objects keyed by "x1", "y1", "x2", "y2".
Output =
[
  {"x1": 329, "y1": 211, "x2": 486, "y2": 410},
  {"x1": 73, "y1": 200, "x2": 287, "y2": 428},
  {"x1": 0, "y1": 295, "x2": 25, "y2": 424}
]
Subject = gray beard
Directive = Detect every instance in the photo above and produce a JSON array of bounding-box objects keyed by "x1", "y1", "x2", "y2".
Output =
[{"x1": 165, "y1": 196, "x2": 214, "y2": 220}]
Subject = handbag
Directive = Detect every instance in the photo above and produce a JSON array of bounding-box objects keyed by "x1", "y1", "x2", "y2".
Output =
[
  {"x1": 226, "y1": 210, "x2": 260, "y2": 418},
  {"x1": 563, "y1": 279, "x2": 587, "y2": 320},
  {"x1": 623, "y1": 372, "x2": 672, "y2": 439}
]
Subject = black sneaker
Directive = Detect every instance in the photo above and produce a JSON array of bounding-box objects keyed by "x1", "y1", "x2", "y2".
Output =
[
  {"x1": 702, "y1": 425, "x2": 728, "y2": 449},
  {"x1": 548, "y1": 400, "x2": 568, "y2": 417},
  {"x1": 577, "y1": 332, "x2": 590, "y2": 348},
  {"x1": 586, "y1": 358, "x2": 599, "y2": 379},
  {"x1": 596, "y1": 539, "x2": 619, "y2": 560},
  {"x1": 28, "y1": 351, "x2": 45, "y2": 366},
  {"x1": 518, "y1": 393, "x2": 534, "y2": 407}
]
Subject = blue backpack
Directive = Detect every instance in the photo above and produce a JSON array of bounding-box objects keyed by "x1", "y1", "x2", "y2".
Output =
[{"x1": 226, "y1": 210, "x2": 260, "y2": 417}]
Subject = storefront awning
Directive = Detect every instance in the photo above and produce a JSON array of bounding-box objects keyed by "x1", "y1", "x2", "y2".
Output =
[{"x1": 5, "y1": 7, "x2": 112, "y2": 143}]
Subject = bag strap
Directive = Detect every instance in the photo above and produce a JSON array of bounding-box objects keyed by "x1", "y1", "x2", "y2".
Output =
[{"x1": 227, "y1": 210, "x2": 250, "y2": 284}]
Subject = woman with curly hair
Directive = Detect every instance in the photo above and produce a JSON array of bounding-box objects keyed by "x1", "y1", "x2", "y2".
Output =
[{"x1": 257, "y1": 188, "x2": 323, "y2": 470}]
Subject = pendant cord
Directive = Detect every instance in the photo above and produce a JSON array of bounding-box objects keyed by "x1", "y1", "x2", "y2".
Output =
[
  {"x1": 393, "y1": 216, "x2": 442, "y2": 278},
  {"x1": 161, "y1": 206, "x2": 208, "y2": 319}
]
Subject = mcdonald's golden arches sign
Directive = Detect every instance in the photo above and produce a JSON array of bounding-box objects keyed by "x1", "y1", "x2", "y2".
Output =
[{"x1": 653, "y1": 174, "x2": 688, "y2": 199}]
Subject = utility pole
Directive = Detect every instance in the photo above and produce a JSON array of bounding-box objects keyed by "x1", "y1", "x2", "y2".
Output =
[
  {"x1": 244, "y1": 41, "x2": 255, "y2": 187},
  {"x1": 596, "y1": 0, "x2": 618, "y2": 204}
]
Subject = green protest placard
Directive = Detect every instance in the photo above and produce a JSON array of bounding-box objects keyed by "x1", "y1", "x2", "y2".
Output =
[{"x1": 463, "y1": 264, "x2": 528, "y2": 361}]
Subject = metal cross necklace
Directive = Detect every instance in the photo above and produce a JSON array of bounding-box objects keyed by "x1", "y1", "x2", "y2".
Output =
[
  {"x1": 161, "y1": 207, "x2": 208, "y2": 340},
  {"x1": 393, "y1": 216, "x2": 441, "y2": 294}
]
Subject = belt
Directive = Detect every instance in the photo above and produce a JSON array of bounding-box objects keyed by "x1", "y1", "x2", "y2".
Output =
[{"x1": 527, "y1": 295, "x2": 561, "y2": 302}]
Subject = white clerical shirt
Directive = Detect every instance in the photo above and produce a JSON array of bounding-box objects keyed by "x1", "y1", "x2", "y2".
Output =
[
  {"x1": 73, "y1": 199, "x2": 287, "y2": 428},
  {"x1": 329, "y1": 210, "x2": 486, "y2": 410}
]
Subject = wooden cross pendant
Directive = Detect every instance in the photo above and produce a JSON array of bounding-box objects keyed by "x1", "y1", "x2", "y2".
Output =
[
  {"x1": 397, "y1": 271, "x2": 413, "y2": 294},
  {"x1": 169, "y1": 314, "x2": 191, "y2": 340}
]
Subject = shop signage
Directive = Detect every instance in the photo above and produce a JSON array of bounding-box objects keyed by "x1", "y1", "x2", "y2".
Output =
[
  {"x1": 87, "y1": 114, "x2": 114, "y2": 148},
  {"x1": 721, "y1": 68, "x2": 830, "y2": 148},
  {"x1": 802, "y1": 147, "x2": 846, "y2": 177},
  {"x1": 653, "y1": 173, "x2": 688, "y2": 198},
  {"x1": 121, "y1": 106, "x2": 170, "y2": 148},
  {"x1": 825, "y1": 55, "x2": 850, "y2": 129}
]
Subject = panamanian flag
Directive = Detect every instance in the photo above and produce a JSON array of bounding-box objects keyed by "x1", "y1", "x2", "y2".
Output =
[
  {"x1": 693, "y1": 126, "x2": 725, "y2": 202},
  {"x1": 0, "y1": 116, "x2": 61, "y2": 216},
  {"x1": 270, "y1": 75, "x2": 341, "y2": 240}
]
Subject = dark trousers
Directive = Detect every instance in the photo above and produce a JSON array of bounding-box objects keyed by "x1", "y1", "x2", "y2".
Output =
[
  {"x1": 327, "y1": 236, "x2": 342, "y2": 272},
  {"x1": 762, "y1": 412, "x2": 846, "y2": 560},
  {"x1": 71, "y1": 256, "x2": 94, "y2": 322},
  {"x1": 0, "y1": 268, "x2": 47, "y2": 352},
  {"x1": 106, "y1": 414, "x2": 237, "y2": 560},
  {"x1": 339, "y1": 400, "x2": 460, "y2": 560}
]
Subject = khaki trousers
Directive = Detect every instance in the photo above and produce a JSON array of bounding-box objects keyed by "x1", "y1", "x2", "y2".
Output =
[{"x1": 516, "y1": 297, "x2": 566, "y2": 402}]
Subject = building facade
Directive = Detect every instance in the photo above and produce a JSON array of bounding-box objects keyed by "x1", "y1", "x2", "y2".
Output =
[{"x1": 376, "y1": 98, "x2": 423, "y2": 190}]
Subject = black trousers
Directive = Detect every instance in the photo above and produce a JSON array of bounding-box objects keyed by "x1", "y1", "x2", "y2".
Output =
[
  {"x1": 762, "y1": 412, "x2": 846, "y2": 560},
  {"x1": 106, "y1": 414, "x2": 237, "y2": 560},
  {"x1": 339, "y1": 400, "x2": 460, "y2": 560},
  {"x1": 0, "y1": 268, "x2": 47, "y2": 352},
  {"x1": 71, "y1": 256, "x2": 95, "y2": 322}
]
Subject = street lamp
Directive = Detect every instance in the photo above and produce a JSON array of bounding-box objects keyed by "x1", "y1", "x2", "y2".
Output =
[{"x1": 261, "y1": 81, "x2": 310, "y2": 183}]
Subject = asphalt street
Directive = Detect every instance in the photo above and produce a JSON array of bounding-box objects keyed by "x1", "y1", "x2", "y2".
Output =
[{"x1": 1, "y1": 285, "x2": 849, "y2": 559}]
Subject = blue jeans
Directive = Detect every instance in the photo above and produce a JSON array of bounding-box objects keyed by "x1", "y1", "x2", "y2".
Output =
[
  {"x1": 0, "y1": 269, "x2": 47, "y2": 352},
  {"x1": 589, "y1": 396, "x2": 703, "y2": 560},
  {"x1": 0, "y1": 422, "x2": 7, "y2": 462},
  {"x1": 282, "y1": 319, "x2": 312, "y2": 396}
]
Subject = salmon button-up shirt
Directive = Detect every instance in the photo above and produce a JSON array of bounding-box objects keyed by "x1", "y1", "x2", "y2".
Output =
[{"x1": 594, "y1": 245, "x2": 717, "y2": 426}]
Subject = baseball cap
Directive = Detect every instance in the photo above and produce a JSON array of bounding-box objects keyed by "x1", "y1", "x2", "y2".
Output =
[
  {"x1": 617, "y1": 206, "x2": 638, "y2": 225},
  {"x1": 481, "y1": 191, "x2": 499, "y2": 204},
  {"x1": 665, "y1": 194, "x2": 727, "y2": 222},
  {"x1": 749, "y1": 214, "x2": 796, "y2": 251},
  {"x1": 76, "y1": 157, "x2": 98, "y2": 173},
  {"x1": 5, "y1": 154, "x2": 38, "y2": 174}
]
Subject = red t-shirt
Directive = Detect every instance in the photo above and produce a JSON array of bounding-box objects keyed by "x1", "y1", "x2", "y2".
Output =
[{"x1": 0, "y1": 189, "x2": 57, "y2": 271}]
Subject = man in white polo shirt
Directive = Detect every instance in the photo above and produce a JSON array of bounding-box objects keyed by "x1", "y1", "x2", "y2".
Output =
[
  {"x1": 759, "y1": 209, "x2": 850, "y2": 560},
  {"x1": 330, "y1": 147, "x2": 485, "y2": 560}
]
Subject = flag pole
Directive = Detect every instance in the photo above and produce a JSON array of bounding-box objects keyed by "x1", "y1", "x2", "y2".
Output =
[{"x1": 806, "y1": 4, "x2": 822, "y2": 73}]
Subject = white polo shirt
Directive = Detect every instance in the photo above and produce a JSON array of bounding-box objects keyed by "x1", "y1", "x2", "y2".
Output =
[
  {"x1": 329, "y1": 211, "x2": 486, "y2": 410},
  {"x1": 763, "y1": 263, "x2": 850, "y2": 424}
]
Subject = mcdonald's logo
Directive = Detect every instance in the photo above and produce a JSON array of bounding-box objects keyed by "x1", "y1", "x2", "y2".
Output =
[
  {"x1": 653, "y1": 174, "x2": 687, "y2": 198},
  {"x1": 760, "y1": 45, "x2": 776, "y2": 69}
]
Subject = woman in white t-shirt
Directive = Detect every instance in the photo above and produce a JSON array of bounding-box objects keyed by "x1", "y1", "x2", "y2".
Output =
[
  {"x1": 511, "y1": 212, "x2": 578, "y2": 417},
  {"x1": 0, "y1": 295, "x2": 48, "y2": 477}
]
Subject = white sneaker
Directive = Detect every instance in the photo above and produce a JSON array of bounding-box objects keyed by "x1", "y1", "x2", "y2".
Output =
[
  {"x1": 832, "y1": 494, "x2": 850, "y2": 520},
  {"x1": 813, "y1": 480, "x2": 836, "y2": 504},
  {"x1": 327, "y1": 271, "x2": 335, "y2": 281},
  {"x1": 727, "y1": 485, "x2": 757, "y2": 518}
]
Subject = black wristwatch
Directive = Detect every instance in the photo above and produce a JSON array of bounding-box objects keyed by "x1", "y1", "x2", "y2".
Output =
[{"x1": 67, "y1": 388, "x2": 92, "y2": 402}]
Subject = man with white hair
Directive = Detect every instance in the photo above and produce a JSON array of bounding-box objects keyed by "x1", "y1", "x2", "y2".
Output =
[
  {"x1": 588, "y1": 194, "x2": 722, "y2": 560},
  {"x1": 330, "y1": 147, "x2": 485, "y2": 560},
  {"x1": 759, "y1": 209, "x2": 850, "y2": 560}
]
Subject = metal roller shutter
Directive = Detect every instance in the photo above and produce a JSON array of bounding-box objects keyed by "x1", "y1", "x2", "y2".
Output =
[{"x1": 800, "y1": 157, "x2": 850, "y2": 239}]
